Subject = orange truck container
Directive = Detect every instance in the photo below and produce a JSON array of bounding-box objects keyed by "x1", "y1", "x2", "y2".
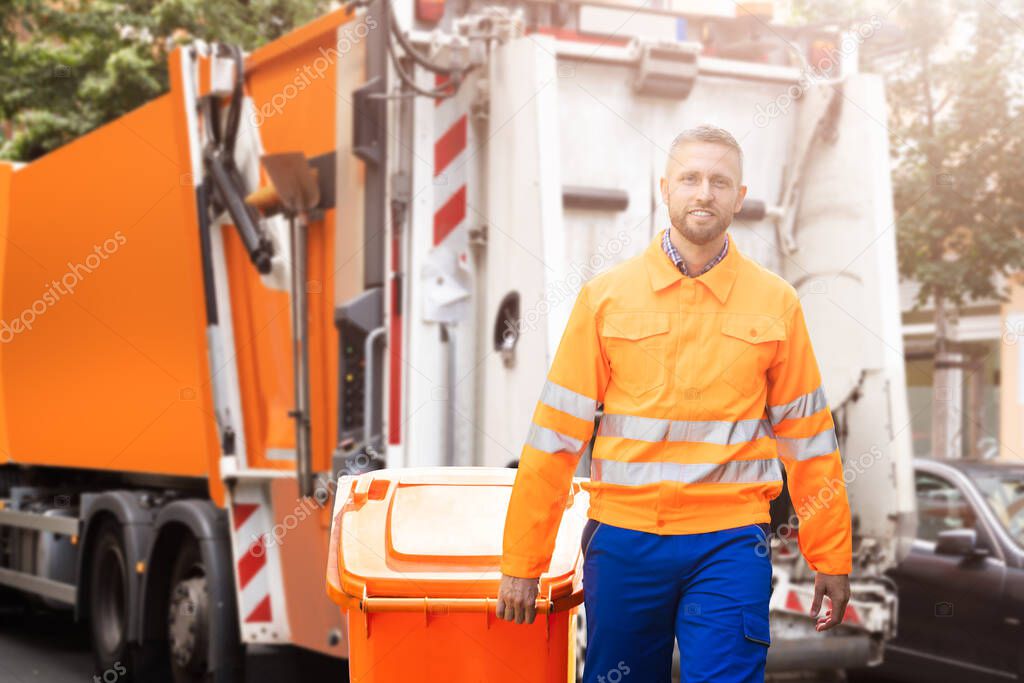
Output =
[
  {"x1": 326, "y1": 467, "x2": 587, "y2": 682},
  {"x1": 0, "y1": 6, "x2": 375, "y2": 680}
]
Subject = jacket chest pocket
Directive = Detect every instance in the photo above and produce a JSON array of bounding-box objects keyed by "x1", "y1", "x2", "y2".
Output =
[
  {"x1": 719, "y1": 313, "x2": 786, "y2": 396},
  {"x1": 601, "y1": 312, "x2": 672, "y2": 398}
]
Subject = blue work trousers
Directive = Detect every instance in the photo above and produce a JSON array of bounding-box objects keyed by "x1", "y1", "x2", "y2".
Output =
[{"x1": 581, "y1": 519, "x2": 773, "y2": 683}]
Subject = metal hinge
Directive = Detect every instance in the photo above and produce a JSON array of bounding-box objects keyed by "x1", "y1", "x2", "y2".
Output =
[{"x1": 468, "y1": 224, "x2": 488, "y2": 248}]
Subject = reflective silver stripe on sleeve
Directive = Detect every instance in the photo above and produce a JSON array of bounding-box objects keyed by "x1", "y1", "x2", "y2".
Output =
[
  {"x1": 591, "y1": 457, "x2": 783, "y2": 486},
  {"x1": 776, "y1": 428, "x2": 839, "y2": 461},
  {"x1": 598, "y1": 413, "x2": 774, "y2": 445},
  {"x1": 539, "y1": 380, "x2": 597, "y2": 422},
  {"x1": 526, "y1": 423, "x2": 584, "y2": 456},
  {"x1": 768, "y1": 386, "x2": 828, "y2": 425}
]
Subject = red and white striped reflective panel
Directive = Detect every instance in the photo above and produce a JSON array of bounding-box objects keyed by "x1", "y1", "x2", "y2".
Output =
[
  {"x1": 785, "y1": 589, "x2": 803, "y2": 613},
  {"x1": 232, "y1": 502, "x2": 273, "y2": 624},
  {"x1": 785, "y1": 588, "x2": 862, "y2": 626},
  {"x1": 432, "y1": 73, "x2": 467, "y2": 246}
]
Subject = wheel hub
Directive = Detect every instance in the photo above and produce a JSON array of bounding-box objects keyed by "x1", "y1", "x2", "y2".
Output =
[{"x1": 167, "y1": 576, "x2": 209, "y2": 671}]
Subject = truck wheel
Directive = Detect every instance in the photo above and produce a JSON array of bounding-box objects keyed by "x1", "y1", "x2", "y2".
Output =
[
  {"x1": 167, "y1": 537, "x2": 213, "y2": 683},
  {"x1": 575, "y1": 605, "x2": 587, "y2": 683},
  {"x1": 88, "y1": 520, "x2": 132, "y2": 677}
]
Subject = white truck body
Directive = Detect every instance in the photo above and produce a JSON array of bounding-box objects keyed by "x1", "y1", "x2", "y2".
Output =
[{"x1": 385, "y1": 0, "x2": 917, "y2": 673}]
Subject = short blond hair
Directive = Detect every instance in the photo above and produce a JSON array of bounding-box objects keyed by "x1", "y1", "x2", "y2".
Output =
[{"x1": 667, "y1": 125, "x2": 744, "y2": 182}]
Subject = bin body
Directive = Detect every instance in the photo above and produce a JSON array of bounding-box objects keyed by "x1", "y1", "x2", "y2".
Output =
[
  {"x1": 347, "y1": 609, "x2": 577, "y2": 681},
  {"x1": 325, "y1": 467, "x2": 587, "y2": 683}
]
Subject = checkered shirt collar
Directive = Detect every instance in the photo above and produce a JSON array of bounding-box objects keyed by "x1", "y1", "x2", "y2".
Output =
[{"x1": 661, "y1": 228, "x2": 729, "y2": 277}]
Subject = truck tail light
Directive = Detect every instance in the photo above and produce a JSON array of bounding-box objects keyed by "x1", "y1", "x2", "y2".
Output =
[
  {"x1": 416, "y1": 0, "x2": 445, "y2": 24},
  {"x1": 809, "y1": 39, "x2": 840, "y2": 77}
]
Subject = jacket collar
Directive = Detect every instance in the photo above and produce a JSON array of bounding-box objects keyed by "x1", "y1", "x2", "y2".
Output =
[{"x1": 643, "y1": 228, "x2": 740, "y2": 305}]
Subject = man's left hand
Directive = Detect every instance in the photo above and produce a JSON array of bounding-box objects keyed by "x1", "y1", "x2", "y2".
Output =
[{"x1": 810, "y1": 572, "x2": 850, "y2": 632}]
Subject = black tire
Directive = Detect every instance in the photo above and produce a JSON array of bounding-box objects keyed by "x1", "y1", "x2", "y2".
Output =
[
  {"x1": 88, "y1": 520, "x2": 132, "y2": 679},
  {"x1": 575, "y1": 605, "x2": 587, "y2": 683}
]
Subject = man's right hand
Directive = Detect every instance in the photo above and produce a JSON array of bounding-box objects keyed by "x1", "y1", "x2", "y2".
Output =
[{"x1": 496, "y1": 573, "x2": 540, "y2": 624}]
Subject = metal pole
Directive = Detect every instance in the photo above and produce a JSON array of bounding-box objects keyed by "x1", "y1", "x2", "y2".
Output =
[
  {"x1": 441, "y1": 323, "x2": 456, "y2": 467},
  {"x1": 289, "y1": 212, "x2": 313, "y2": 496}
]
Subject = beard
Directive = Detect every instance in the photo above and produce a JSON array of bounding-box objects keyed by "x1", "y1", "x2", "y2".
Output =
[{"x1": 668, "y1": 203, "x2": 731, "y2": 246}]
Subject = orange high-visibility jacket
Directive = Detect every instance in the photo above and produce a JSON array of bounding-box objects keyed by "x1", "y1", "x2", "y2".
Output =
[{"x1": 502, "y1": 229, "x2": 853, "y2": 578}]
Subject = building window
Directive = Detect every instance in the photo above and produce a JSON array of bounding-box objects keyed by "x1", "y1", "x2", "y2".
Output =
[{"x1": 904, "y1": 339, "x2": 1001, "y2": 459}]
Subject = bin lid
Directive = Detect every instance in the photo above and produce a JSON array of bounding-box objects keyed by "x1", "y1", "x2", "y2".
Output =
[{"x1": 326, "y1": 467, "x2": 587, "y2": 605}]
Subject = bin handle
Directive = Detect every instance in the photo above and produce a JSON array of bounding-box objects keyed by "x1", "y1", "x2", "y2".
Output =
[
  {"x1": 565, "y1": 481, "x2": 581, "y2": 509},
  {"x1": 351, "y1": 474, "x2": 374, "y2": 505},
  {"x1": 353, "y1": 591, "x2": 584, "y2": 615}
]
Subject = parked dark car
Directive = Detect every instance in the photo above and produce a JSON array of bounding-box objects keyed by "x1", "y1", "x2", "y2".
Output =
[{"x1": 853, "y1": 457, "x2": 1024, "y2": 682}]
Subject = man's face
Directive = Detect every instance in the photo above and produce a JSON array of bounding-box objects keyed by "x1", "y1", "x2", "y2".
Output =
[{"x1": 660, "y1": 142, "x2": 747, "y2": 246}]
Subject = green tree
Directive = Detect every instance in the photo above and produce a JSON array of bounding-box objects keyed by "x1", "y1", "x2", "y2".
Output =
[
  {"x1": 0, "y1": 0, "x2": 329, "y2": 161},
  {"x1": 888, "y1": 0, "x2": 1024, "y2": 460},
  {"x1": 887, "y1": 0, "x2": 1024, "y2": 312},
  {"x1": 793, "y1": 0, "x2": 1024, "y2": 459}
]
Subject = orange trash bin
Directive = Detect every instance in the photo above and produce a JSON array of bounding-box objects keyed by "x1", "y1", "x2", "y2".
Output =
[{"x1": 325, "y1": 467, "x2": 588, "y2": 682}]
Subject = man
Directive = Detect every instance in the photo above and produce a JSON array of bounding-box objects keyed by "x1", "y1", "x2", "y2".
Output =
[{"x1": 496, "y1": 125, "x2": 852, "y2": 682}]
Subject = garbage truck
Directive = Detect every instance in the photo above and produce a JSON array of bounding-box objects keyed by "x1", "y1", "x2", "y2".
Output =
[{"x1": 0, "y1": 0, "x2": 916, "y2": 679}]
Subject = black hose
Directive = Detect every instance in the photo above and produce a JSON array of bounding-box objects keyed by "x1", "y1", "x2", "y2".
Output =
[
  {"x1": 385, "y1": 25, "x2": 472, "y2": 99},
  {"x1": 387, "y1": 3, "x2": 460, "y2": 76},
  {"x1": 222, "y1": 43, "x2": 245, "y2": 157}
]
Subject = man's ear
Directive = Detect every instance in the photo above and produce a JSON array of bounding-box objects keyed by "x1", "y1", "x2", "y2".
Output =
[
  {"x1": 659, "y1": 177, "x2": 668, "y2": 204},
  {"x1": 734, "y1": 184, "x2": 748, "y2": 212}
]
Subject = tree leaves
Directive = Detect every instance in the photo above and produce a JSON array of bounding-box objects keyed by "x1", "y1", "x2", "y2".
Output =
[
  {"x1": 0, "y1": 0, "x2": 329, "y2": 161},
  {"x1": 798, "y1": 0, "x2": 1024, "y2": 310}
]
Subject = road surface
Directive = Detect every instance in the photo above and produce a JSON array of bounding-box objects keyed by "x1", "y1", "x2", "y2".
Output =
[
  {"x1": 0, "y1": 603, "x2": 901, "y2": 683},
  {"x1": 0, "y1": 603, "x2": 347, "y2": 683}
]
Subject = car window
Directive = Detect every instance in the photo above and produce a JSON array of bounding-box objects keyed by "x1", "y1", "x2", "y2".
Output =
[
  {"x1": 915, "y1": 472, "x2": 978, "y2": 543},
  {"x1": 970, "y1": 471, "x2": 1024, "y2": 550}
]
